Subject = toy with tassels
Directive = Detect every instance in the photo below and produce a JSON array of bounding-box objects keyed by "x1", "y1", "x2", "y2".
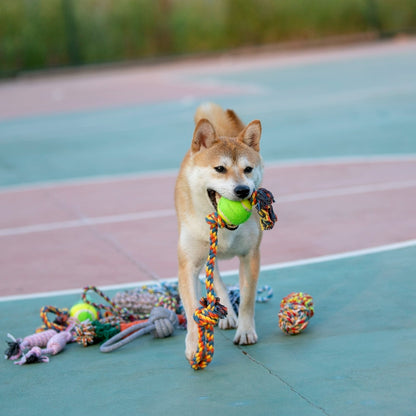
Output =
[
  {"x1": 278, "y1": 292, "x2": 314, "y2": 335},
  {"x1": 5, "y1": 330, "x2": 57, "y2": 360},
  {"x1": 190, "y1": 188, "x2": 277, "y2": 370},
  {"x1": 14, "y1": 324, "x2": 74, "y2": 365}
]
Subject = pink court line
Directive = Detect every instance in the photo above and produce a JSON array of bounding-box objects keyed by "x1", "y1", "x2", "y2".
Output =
[
  {"x1": 1, "y1": 238, "x2": 415, "y2": 303},
  {"x1": 1, "y1": 178, "x2": 416, "y2": 238},
  {"x1": 1, "y1": 154, "x2": 415, "y2": 195}
]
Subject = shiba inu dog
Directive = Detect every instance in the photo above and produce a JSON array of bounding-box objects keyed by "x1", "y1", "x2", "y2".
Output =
[{"x1": 175, "y1": 103, "x2": 264, "y2": 361}]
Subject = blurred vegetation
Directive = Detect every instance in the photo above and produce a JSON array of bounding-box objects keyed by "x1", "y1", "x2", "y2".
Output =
[{"x1": 1, "y1": 0, "x2": 415, "y2": 76}]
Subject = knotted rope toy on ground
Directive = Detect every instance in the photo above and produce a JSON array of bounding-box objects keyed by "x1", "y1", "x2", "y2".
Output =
[
  {"x1": 82, "y1": 285, "x2": 135, "y2": 321},
  {"x1": 4, "y1": 329, "x2": 57, "y2": 360},
  {"x1": 36, "y1": 305, "x2": 70, "y2": 332},
  {"x1": 227, "y1": 284, "x2": 274, "y2": 315},
  {"x1": 14, "y1": 325, "x2": 74, "y2": 365},
  {"x1": 100, "y1": 307, "x2": 178, "y2": 353},
  {"x1": 73, "y1": 317, "x2": 122, "y2": 347},
  {"x1": 278, "y1": 292, "x2": 314, "y2": 335},
  {"x1": 190, "y1": 188, "x2": 277, "y2": 370},
  {"x1": 112, "y1": 282, "x2": 181, "y2": 320}
]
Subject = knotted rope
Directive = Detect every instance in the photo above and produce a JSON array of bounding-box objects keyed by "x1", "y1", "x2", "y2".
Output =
[
  {"x1": 190, "y1": 188, "x2": 277, "y2": 370},
  {"x1": 82, "y1": 285, "x2": 135, "y2": 321},
  {"x1": 4, "y1": 329, "x2": 57, "y2": 360},
  {"x1": 278, "y1": 292, "x2": 314, "y2": 335},
  {"x1": 37, "y1": 305, "x2": 70, "y2": 332},
  {"x1": 190, "y1": 212, "x2": 228, "y2": 370},
  {"x1": 14, "y1": 325, "x2": 74, "y2": 365},
  {"x1": 100, "y1": 307, "x2": 178, "y2": 352},
  {"x1": 112, "y1": 283, "x2": 180, "y2": 320}
]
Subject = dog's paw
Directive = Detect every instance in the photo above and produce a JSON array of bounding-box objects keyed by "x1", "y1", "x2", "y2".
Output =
[
  {"x1": 218, "y1": 314, "x2": 238, "y2": 330},
  {"x1": 233, "y1": 327, "x2": 258, "y2": 345},
  {"x1": 185, "y1": 330, "x2": 199, "y2": 362}
]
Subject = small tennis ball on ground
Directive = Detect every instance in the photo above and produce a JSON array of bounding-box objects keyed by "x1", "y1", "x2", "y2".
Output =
[
  {"x1": 217, "y1": 197, "x2": 252, "y2": 225},
  {"x1": 70, "y1": 302, "x2": 98, "y2": 322}
]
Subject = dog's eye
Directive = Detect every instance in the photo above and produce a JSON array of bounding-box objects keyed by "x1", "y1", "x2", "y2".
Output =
[
  {"x1": 244, "y1": 166, "x2": 253, "y2": 174},
  {"x1": 214, "y1": 166, "x2": 226, "y2": 173}
]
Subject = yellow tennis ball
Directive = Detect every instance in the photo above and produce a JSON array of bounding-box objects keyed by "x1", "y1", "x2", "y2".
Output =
[
  {"x1": 217, "y1": 197, "x2": 252, "y2": 225},
  {"x1": 70, "y1": 302, "x2": 98, "y2": 322}
]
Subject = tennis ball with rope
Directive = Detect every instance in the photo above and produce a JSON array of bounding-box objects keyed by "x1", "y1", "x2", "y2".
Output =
[
  {"x1": 217, "y1": 197, "x2": 252, "y2": 226},
  {"x1": 70, "y1": 302, "x2": 98, "y2": 323}
]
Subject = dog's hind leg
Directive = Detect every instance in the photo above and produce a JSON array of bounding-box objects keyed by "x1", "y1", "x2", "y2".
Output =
[
  {"x1": 233, "y1": 248, "x2": 260, "y2": 345},
  {"x1": 213, "y1": 264, "x2": 238, "y2": 330}
]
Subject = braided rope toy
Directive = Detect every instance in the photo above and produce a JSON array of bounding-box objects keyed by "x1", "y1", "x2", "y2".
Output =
[
  {"x1": 100, "y1": 307, "x2": 178, "y2": 353},
  {"x1": 82, "y1": 285, "x2": 135, "y2": 321},
  {"x1": 190, "y1": 188, "x2": 276, "y2": 370},
  {"x1": 14, "y1": 325, "x2": 74, "y2": 365},
  {"x1": 112, "y1": 283, "x2": 180, "y2": 320},
  {"x1": 228, "y1": 284, "x2": 273, "y2": 315},
  {"x1": 37, "y1": 305, "x2": 70, "y2": 332},
  {"x1": 74, "y1": 318, "x2": 122, "y2": 347},
  {"x1": 278, "y1": 292, "x2": 314, "y2": 335},
  {"x1": 4, "y1": 330, "x2": 57, "y2": 360}
]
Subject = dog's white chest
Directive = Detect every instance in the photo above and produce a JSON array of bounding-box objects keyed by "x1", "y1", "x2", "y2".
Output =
[{"x1": 217, "y1": 219, "x2": 260, "y2": 258}]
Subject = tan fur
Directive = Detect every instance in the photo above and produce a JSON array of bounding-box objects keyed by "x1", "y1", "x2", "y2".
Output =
[{"x1": 175, "y1": 103, "x2": 264, "y2": 361}]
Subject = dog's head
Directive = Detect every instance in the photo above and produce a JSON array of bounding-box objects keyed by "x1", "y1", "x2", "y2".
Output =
[{"x1": 188, "y1": 118, "x2": 263, "y2": 226}]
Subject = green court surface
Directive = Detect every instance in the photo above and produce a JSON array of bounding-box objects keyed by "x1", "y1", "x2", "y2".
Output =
[
  {"x1": 1, "y1": 42, "x2": 416, "y2": 187},
  {"x1": 2, "y1": 245, "x2": 415, "y2": 416}
]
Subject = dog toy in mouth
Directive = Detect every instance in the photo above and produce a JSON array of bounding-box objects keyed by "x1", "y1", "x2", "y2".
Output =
[{"x1": 217, "y1": 197, "x2": 252, "y2": 226}]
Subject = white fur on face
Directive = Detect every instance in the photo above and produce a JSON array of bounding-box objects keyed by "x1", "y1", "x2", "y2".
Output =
[{"x1": 187, "y1": 154, "x2": 263, "y2": 203}]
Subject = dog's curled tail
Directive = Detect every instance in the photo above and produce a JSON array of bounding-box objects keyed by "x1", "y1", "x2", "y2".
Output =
[{"x1": 194, "y1": 102, "x2": 245, "y2": 137}]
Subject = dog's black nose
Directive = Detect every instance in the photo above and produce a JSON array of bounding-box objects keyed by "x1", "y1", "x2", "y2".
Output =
[{"x1": 234, "y1": 185, "x2": 251, "y2": 199}]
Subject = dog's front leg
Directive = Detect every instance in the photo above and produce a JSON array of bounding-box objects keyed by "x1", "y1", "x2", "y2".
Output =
[
  {"x1": 177, "y1": 245, "x2": 204, "y2": 362},
  {"x1": 213, "y1": 264, "x2": 238, "y2": 330},
  {"x1": 234, "y1": 248, "x2": 260, "y2": 345}
]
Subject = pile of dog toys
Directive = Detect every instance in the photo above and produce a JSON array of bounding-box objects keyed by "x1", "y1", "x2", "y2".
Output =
[{"x1": 4, "y1": 282, "x2": 274, "y2": 365}]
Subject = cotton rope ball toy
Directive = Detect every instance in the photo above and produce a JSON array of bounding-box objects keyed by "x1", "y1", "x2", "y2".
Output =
[
  {"x1": 70, "y1": 302, "x2": 99, "y2": 323},
  {"x1": 217, "y1": 197, "x2": 252, "y2": 226},
  {"x1": 278, "y1": 292, "x2": 314, "y2": 335}
]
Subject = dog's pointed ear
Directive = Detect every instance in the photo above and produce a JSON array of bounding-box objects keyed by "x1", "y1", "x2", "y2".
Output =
[
  {"x1": 239, "y1": 120, "x2": 261, "y2": 151},
  {"x1": 226, "y1": 109, "x2": 245, "y2": 133},
  {"x1": 192, "y1": 119, "x2": 218, "y2": 152}
]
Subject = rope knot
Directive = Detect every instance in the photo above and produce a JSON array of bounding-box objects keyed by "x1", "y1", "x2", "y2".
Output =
[
  {"x1": 193, "y1": 297, "x2": 228, "y2": 328},
  {"x1": 251, "y1": 188, "x2": 277, "y2": 230},
  {"x1": 148, "y1": 307, "x2": 178, "y2": 338}
]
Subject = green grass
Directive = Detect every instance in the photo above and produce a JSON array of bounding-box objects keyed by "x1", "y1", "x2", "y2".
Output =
[{"x1": 1, "y1": 0, "x2": 415, "y2": 76}]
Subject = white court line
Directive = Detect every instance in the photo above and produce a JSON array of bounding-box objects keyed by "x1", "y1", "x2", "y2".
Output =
[
  {"x1": 278, "y1": 179, "x2": 416, "y2": 202},
  {"x1": 0, "y1": 209, "x2": 176, "y2": 237},
  {"x1": 1, "y1": 238, "x2": 415, "y2": 303},
  {"x1": 1, "y1": 178, "x2": 416, "y2": 237}
]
